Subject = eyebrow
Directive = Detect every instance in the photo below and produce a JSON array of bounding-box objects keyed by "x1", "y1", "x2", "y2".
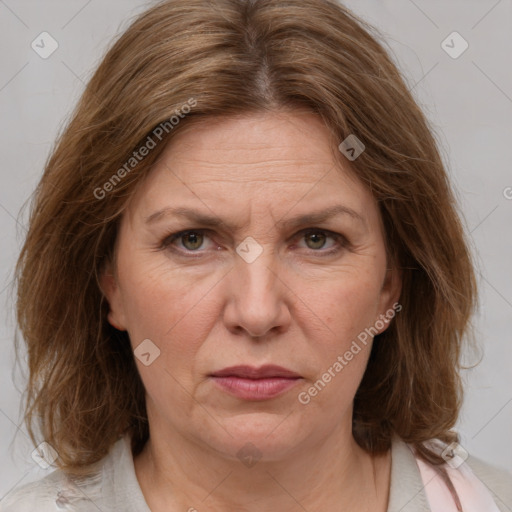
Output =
[{"x1": 144, "y1": 204, "x2": 366, "y2": 231}]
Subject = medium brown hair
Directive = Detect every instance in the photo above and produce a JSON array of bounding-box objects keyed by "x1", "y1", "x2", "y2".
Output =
[{"x1": 15, "y1": 0, "x2": 476, "y2": 473}]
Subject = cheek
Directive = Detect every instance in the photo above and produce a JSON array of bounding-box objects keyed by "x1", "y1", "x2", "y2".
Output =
[
  {"x1": 294, "y1": 273, "x2": 381, "y2": 413},
  {"x1": 118, "y1": 258, "x2": 220, "y2": 372},
  {"x1": 118, "y1": 264, "x2": 225, "y2": 420},
  {"x1": 304, "y1": 267, "x2": 383, "y2": 340},
  {"x1": 293, "y1": 262, "x2": 384, "y2": 396}
]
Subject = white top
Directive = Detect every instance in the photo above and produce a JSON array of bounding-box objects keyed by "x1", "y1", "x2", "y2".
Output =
[{"x1": 1, "y1": 436, "x2": 511, "y2": 511}]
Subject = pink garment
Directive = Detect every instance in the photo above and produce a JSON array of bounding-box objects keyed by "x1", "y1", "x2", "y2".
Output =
[{"x1": 416, "y1": 456, "x2": 501, "y2": 512}]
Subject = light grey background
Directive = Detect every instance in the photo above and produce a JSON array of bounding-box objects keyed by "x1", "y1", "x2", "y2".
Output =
[{"x1": 1, "y1": 0, "x2": 511, "y2": 500}]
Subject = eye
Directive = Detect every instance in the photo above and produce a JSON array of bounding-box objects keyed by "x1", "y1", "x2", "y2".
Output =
[
  {"x1": 296, "y1": 229, "x2": 346, "y2": 255},
  {"x1": 159, "y1": 228, "x2": 347, "y2": 258},
  {"x1": 303, "y1": 231, "x2": 329, "y2": 250},
  {"x1": 179, "y1": 231, "x2": 205, "y2": 251},
  {"x1": 161, "y1": 229, "x2": 215, "y2": 253}
]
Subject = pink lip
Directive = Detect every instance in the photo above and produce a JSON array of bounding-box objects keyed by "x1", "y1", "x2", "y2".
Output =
[{"x1": 210, "y1": 365, "x2": 302, "y2": 400}]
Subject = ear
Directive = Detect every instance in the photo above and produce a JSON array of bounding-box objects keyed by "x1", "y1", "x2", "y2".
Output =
[
  {"x1": 376, "y1": 265, "x2": 402, "y2": 335},
  {"x1": 99, "y1": 261, "x2": 128, "y2": 331}
]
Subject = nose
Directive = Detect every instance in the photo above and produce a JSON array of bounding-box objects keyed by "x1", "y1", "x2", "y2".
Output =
[{"x1": 222, "y1": 252, "x2": 292, "y2": 339}]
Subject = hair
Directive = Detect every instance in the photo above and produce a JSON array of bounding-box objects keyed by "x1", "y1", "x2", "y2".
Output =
[{"x1": 15, "y1": 0, "x2": 476, "y2": 474}]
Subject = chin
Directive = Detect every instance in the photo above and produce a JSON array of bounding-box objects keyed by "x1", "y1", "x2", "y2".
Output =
[{"x1": 196, "y1": 411, "x2": 310, "y2": 463}]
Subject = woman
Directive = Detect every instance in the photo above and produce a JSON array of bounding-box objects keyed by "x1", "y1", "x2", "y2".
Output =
[{"x1": 3, "y1": 0, "x2": 511, "y2": 510}]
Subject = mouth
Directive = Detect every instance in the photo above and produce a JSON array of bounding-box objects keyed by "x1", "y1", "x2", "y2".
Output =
[{"x1": 209, "y1": 365, "x2": 302, "y2": 401}]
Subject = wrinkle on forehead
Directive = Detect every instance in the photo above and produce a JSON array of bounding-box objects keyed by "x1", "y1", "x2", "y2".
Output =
[{"x1": 122, "y1": 110, "x2": 373, "y2": 235}]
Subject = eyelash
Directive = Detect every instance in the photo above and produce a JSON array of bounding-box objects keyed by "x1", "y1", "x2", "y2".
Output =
[{"x1": 159, "y1": 228, "x2": 348, "y2": 258}]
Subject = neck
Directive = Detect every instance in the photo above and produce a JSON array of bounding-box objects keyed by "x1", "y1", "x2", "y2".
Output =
[{"x1": 134, "y1": 420, "x2": 391, "y2": 512}]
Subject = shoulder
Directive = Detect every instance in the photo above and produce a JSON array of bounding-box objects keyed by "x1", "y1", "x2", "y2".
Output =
[
  {"x1": 0, "y1": 438, "x2": 126, "y2": 512},
  {"x1": 388, "y1": 436, "x2": 512, "y2": 512},
  {"x1": 1, "y1": 436, "x2": 150, "y2": 512},
  {"x1": 0, "y1": 469, "x2": 77, "y2": 512},
  {"x1": 465, "y1": 451, "x2": 512, "y2": 511},
  {"x1": 419, "y1": 439, "x2": 512, "y2": 512}
]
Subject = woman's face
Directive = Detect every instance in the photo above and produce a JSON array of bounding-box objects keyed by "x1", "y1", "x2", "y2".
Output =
[{"x1": 102, "y1": 111, "x2": 401, "y2": 461}]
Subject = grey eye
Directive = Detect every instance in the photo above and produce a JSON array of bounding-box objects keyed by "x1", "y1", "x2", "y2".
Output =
[
  {"x1": 304, "y1": 231, "x2": 327, "y2": 250},
  {"x1": 180, "y1": 232, "x2": 204, "y2": 250}
]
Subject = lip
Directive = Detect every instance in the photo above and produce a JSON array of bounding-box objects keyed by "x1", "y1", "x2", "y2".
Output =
[
  {"x1": 210, "y1": 365, "x2": 302, "y2": 400},
  {"x1": 211, "y1": 365, "x2": 301, "y2": 379}
]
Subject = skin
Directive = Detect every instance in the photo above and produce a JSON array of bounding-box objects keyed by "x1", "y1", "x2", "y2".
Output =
[{"x1": 101, "y1": 110, "x2": 401, "y2": 512}]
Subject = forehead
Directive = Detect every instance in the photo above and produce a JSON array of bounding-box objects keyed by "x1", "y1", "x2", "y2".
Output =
[
  {"x1": 164, "y1": 110, "x2": 337, "y2": 167},
  {"x1": 124, "y1": 111, "x2": 377, "y2": 228}
]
